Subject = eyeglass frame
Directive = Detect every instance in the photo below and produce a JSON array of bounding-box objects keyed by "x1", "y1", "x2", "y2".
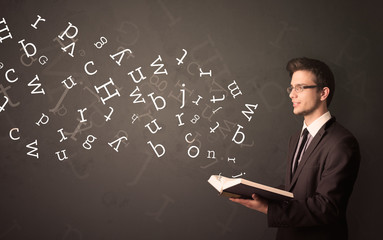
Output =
[{"x1": 287, "y1": 85, "x2": 319, "y2": 94}]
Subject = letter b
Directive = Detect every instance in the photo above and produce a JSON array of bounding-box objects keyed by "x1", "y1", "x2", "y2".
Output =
[
  {"x1": 232, "y1": 124, "x2": 246, "y2": 145},
  {"x1": 147, "y1": 141, "x2": 165, "y2": 158}
]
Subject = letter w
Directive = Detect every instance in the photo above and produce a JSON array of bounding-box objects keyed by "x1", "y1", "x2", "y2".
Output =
[
  {"x1": 28, "y1": 75, "x2": 45, "y2": 95},
  {"x1": 130, "y1": 86, "x2": 146, "y2": 104},
  {"x1": 151, "y1": 55, "x2": 168, "y2": 75},
  {"x1": 26, "y1": 139, "x2": 39, "y2": 158},
  {"x1": 242, "y1": 103, "x2": 258, "y2": 122}
]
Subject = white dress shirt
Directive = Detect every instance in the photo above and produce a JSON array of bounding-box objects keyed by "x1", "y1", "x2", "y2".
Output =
[{"x1": 293, "y1": 111, "x2": 332, "y2": 171}]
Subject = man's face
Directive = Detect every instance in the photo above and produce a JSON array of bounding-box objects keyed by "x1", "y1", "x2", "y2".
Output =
[{"x1": 289, "y1": 70, "x2": 322, "y2": 117}]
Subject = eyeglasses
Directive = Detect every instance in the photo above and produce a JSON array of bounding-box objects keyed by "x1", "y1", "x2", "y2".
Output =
[{"x1": 287, "y1": 85, "x2": 318, "y2": 94}]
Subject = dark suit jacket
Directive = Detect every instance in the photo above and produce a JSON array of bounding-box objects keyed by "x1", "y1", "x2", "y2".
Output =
[{"x1": 267, "y1": 118, "x2": 360, "y2": 240}]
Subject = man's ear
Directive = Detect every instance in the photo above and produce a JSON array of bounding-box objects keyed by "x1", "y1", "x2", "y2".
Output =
[{"x1": 320, "y1": 87, "x2": 330, "y2": 102}]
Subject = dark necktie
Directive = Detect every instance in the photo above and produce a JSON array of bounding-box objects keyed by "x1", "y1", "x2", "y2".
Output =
[{"x1": 292, "y1": 128, "x2": 309, "y2": 175}]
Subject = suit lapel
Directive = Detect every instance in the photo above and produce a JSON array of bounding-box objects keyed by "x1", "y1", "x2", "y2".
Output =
[{"x1": 288, "y1": 118, "x2": 335, "y2": 191}]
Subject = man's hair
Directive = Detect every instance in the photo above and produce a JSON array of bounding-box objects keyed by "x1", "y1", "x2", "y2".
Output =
[{"x1": 286, "y1": 57, "x2": 335, "y2": 107}]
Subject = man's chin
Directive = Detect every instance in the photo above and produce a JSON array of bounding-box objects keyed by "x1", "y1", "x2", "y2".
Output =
[{"x1": 293, "y1": 109, "x2": 304, "y2": 116}]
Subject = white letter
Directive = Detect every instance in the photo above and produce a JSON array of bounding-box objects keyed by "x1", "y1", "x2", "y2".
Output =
[
  {"x1": 83, "y1": 135, "x2": 97, "y2": 150},
  {"x1": 147, "y1": 141, "x2": 166, "y2": 158},
  {"x1": 108, "y1": 136, "x2": 128, "y2": 152},
  {"x1": 55, "y1": 149, "x2": 68, "y2": 161},
  {"x1": 58, "y1": 22, "x2": 78, "y2": 40},
  {"x1": 147, "y1": 92, "x2": 166, "y2": 111},
  {"x1": 242, "y1": 103, "x2": 258, "y2": 122},
  {"x1": 0, "y1": 17, "x2": 13, "y2": 43},
  {"x1": 207, "y1": 150, "x2": 216, "y2": 159},
  {"x1": 199, "y1": 68, "x2": 212, "y2": 77},
  {"x1": 94, "y1": 78, "x2": 121, "y2": 105},
  {"x1": 77, "y1": 108, "x2": 87, "y2": 122},
  {"x1": 38, "y1": 55, "x2": 48, "y2": 65},
  {"x1": 185, "y1": 133, "x2": 195, "y2": 143},
  {"x1": 175, "y1": 113, "x2": 184, "y2": 126},
  {"x1": 61, "y1": 75, "x2": 77, "y2": 89},
  {"x1": 130, "y1": 86, "x2": 146, "y2": 104},
  {"x1": 0, "y1": 96, "x2": 8, "y2": 112},
  {"x1": 127, "y1": 67, "x2": 146, "y2": 83},
  {"x1": 18, "y1": 39, "x2": 37, "y2": 58},
  {"x1": 110, "y1": 48, "x2": 132, "y2": 66},
  {"x1": 144, "y1": 119, "x2": 162, "y2": 134},
  {"x1": 31, "y1": 15, "x2": 46, "y2": 29},
  {"x1": 28, "y1": 75, "x2": 45, "y2": 95},
  {"x1": 151, "y1": 55, "x2": 168, "y2": 75},
  {"x1": 176, "y1": 49, "x2": 187, "y2": 65},
  {"x1": 5, "y1": 68, "x2": 18, "y2": 83},
  {"x1": 94, "y1": 36, "x2": 107, "y2": 49},
  {"x1": 232, "y1": 124, "x2": 245, "y2": 144},
  {"x1": 58, "y1": 22, "x2": 78, "y2": 57},
  {"x1": 9, "y1": 128, "x2": 20, "y2": 140},
  {"x1": 57, "y1": 128, "x2": 68, "y2": 142},
  {"x1": 26, "y1": 139, "x2": 39, "y2": 158},
  {"x1": 36, "y1": 112, "x2": 49, "y2": 126},
  {"x1": 188, "y1": 146, "x2": 200, "y2": 158},
  {"x1": 84, "y1": 61, "x2": 98, "y2": 75},
  {"x1": 227, "y1": 80, "x2": 242, "y2": 99}
]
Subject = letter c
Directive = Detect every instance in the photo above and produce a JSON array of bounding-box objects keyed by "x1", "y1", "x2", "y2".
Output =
[
  {"x1": 5, "y1": 68, "x2": 18, "y2": 83},
  {"x1": 84, "y1": 61, "x2": 98, "y2": 76},
  {"x1": 185, "y1": 133, "x2": 195, "y2": 143},
  {"x1": 9, "y1": 128, "x2": 20, "y2": 140}
]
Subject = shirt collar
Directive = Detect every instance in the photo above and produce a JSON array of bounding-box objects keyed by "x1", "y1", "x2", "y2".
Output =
[{"x1": 302, "y1": 111, "x2": 332, "y2": 138}]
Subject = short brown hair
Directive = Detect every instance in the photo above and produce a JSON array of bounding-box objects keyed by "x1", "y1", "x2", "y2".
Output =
[{"x1": 286, "y1": 57, "x2": 335, "y2": 107}]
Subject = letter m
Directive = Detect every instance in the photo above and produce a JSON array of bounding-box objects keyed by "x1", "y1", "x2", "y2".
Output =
[
  {"x1": 242, "y1": 103, "x2": 258, "y2": 122},
  {"x1": 26, "y1": 139, "x2": 39, "y2": 158}
]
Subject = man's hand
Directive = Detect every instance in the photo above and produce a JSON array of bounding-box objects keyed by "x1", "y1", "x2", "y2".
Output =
[{"x1": 229, "y1": 194, "x2": 269, "y2": 214}]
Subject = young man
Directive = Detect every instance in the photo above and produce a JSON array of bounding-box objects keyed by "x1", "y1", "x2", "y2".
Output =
[{"x1": 230, "y1": 57, "x2": 360, "y2": 240}]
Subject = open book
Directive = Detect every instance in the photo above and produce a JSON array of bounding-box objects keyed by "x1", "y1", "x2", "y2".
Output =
[{"x1": 208, "y1": 175, "x2": 294, "y2": 201}]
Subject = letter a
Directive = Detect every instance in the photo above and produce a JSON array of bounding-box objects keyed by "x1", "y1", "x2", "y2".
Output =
[
  {"x1": 108, "y1": 136, "x2": 128, "y2": 152},
  {"x1": 110, "y1": 48, "x2": 132, "y2": 66},
  {"x1": 58, "y1": 22, "x2": 78, "y2": 57}
]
